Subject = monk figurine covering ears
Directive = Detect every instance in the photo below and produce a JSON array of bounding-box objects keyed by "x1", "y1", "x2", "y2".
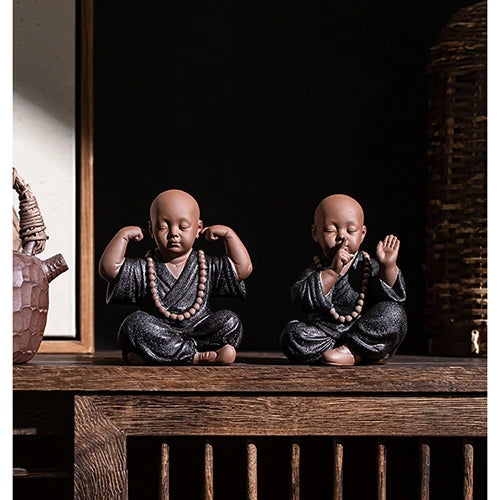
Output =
[{"x1": 99, "y1": 189, "x2": 252, "y2": 365}]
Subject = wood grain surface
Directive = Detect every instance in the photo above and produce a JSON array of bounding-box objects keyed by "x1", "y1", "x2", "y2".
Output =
[
  {"x1": 204, "y1": 440, "x2": 214, "y2": 500},
  {"x1": 159, "y1": 442, "x2": 169, "y2": 500},
  {"x1": 463, "y1": 438, "x2": 474, "y2": 500},
  {"x1": 290, "y1": 439, "x2": 300, "y2": 500},
  {"x1": 419, "y1": 439, "x2": 431, "y2": 500},
  {"x1": 62, "y1": 352, "x2": 487, "y2": 500},
  {"x1": 333, "y1": 438, "x2": 343, "y2": 500},
  {"x1": 246, "y1": 439, "x2": 257, "y2": 500},
  {"x1": 13, "y1": 352, "x2": 487, "y2": 393},
  {"x1": 74, "y1": 396, "x2": 127, "y2": 499},
  {"x1": 377, "y1": 439, "x2": 387, "y2": 500},
  {"x1": 78, "y1": 394, "x2": 486, "y2": 437}
]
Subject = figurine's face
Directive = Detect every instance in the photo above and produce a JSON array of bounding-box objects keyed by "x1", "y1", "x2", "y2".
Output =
[
  {"x1": 149, "y1": 190, "x2": 202, "y2": 259},
  {"x1": 312, "y1": 195, "x2": 366, "y2": 260}
]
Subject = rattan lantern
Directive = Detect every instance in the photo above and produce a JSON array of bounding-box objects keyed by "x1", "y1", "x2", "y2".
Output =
[{"x1": 425, "y1": 1, "x2": 486, "y2": 356}]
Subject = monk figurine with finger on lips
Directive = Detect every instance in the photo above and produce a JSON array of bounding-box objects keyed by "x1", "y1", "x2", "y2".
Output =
[
  {"x1": 280, "y1": 194, "x2": 407, "y2": 366},
  {"x1": 99, "y1": 189, "x2": 252, "y2": 365}
]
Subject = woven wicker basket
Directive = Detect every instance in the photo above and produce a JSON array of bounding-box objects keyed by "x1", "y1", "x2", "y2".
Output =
[{"x1": 425, "y1": 1, "x2": 487, "y2": 356}]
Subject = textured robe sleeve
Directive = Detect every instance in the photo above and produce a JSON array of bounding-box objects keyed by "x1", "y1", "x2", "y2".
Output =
[
  {"x1": 106, "y1": 257, "x2": 148, "y2": 305},
  {"x1": 210, "y1": 255, "x2": 247, "y2": 298},
  {"x1": 291, "y1": 265, "x2": 334, "y2": 314},
  {"x1": 369, "y1": 258, "x2": 406, "y2": 303}
]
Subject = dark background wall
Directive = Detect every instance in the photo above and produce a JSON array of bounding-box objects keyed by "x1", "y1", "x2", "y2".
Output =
[{"x1": 93, "y1": 0, "x2": 479, "y2": 353}]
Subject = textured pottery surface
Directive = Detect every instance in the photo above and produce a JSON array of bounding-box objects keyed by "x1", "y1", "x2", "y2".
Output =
[{"x1": 13, "y1": 251, "x2": 68, "y2": 364}]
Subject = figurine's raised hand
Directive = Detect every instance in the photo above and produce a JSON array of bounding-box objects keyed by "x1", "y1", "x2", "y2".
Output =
[
  {"x1": 202, "y1": 225, "x2": 253, "y2": 281},
  {"x1": 120, "y1": 226, "x2": 144, "y2": 242},
  {"x1": 330, "y1": 238, "x2": 354, "y2": 275},
  {"x1": 376, "y1": 235, "x2": 400, "y2": 267},
  {"x1": 99, "y1": 226, "x2": 144, "y2": 282},
  {"x1": 375, "y1": 235, "x2": 400, "y2": 288},
  {"x1": 201, "y1": 225, "x2": 231, "y2": 242}
]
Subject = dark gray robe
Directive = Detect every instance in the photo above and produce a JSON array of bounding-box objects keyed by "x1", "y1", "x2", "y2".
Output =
[
  {"x1": 107, "y1": 249, "x2": 246, "y2": 364},
  {"x1": 280, "y1": 251, "x2": 407, "y2": 363}
]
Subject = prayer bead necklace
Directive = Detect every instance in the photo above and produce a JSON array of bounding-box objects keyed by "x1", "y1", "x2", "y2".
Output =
[
  {"x1": 146, "y1": 249, "x2": 207, "y2": 321},
  {"x1": 314, "y1": 251, "x2": 371, "y2": 323}
]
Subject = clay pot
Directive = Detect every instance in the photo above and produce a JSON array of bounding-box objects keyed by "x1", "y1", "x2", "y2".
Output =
[
  {"x1": 13, "y1": 249, "x2": 68, "y2": 363},
  {"x1": 12, "y1": 167, "x2": 69, "y2": 363}
]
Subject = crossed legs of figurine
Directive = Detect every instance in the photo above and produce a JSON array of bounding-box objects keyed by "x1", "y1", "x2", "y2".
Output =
[
  {"x1": 118, "y1": 309, "x2": 242, "y2": 365},
  {"x1": 280, "y1": 301, "x2": 407, "y2": 366}
]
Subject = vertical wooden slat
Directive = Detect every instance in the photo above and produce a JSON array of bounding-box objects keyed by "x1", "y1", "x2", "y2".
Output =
[
  {"x1": 463, "y1": 438, "x2": 474, "y2": 500},
  {"x1": 78, "y1": 0, "x2": 95, "y2": 353},
  {"x1": 333, "y1": 438, "x2": 343, "y2": 500},
  {"x1": 419, "y1": 439, "x2": 430, "y2": 500},
  {"x1": 290, "y1": 439, "x2": 300, "y2": 500},
  {"x1": 377, "y1": 439, "x2": 387, "y2": 500},
  {"x1": 204, "y1": 440, "x2": 214, "y2": 500},
  {"x1": 159, "y1": 442, "x2": 169, "y2": 500},
  {"x1": 247, "y1": 439, "x2": 258, "y2": 500}
]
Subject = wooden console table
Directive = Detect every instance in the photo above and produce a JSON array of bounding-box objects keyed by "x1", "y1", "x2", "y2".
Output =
[{"x1": 13, "y1": 352, "x2": 487, "y2": 499}]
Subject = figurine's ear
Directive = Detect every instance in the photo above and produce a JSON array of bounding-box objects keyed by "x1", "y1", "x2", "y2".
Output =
[
  {"x1": 148, "y1": 220, "x2": 154, "y2": 239},
  {"x1": 311, "y1": 224, "x2": 318, "y2": 242},
  {"x1": 361, "y1": 225, "x2": 367, "y2": 242},
  {"x1": 196, "y1": 219, "x2": 203, "y2": 238}
]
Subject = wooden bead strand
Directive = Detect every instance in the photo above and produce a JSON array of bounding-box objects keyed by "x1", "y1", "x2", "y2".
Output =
[
  {"x1": 314, "y1": 251, "x2": 371, "y2": 323},
  {"x1": 146, "y1": 250, "x2": 207, "y2": 321}
]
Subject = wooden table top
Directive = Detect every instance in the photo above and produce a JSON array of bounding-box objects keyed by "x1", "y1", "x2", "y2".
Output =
[{"x1": 13, "y1": 351, "x2": 487, "y2": 393}]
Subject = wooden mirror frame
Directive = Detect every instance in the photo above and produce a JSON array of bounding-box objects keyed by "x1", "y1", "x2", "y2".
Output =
[{"x1": 39, "y1": 0, "x2": 94, "y2": 353}]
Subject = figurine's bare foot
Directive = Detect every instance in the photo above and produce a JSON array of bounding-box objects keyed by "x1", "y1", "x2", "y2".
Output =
[
  {"x1": 322, "y1": 345, "x2": 362, "y2": 366},
  {"x1": 193, "y1": 344, "x2": 237, "y2": 366},
  {"x1": 127, "y1": 352, "x2": 146, "y2": 365}
]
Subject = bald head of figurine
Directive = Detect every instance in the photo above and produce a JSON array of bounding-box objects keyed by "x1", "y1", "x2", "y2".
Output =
[
  {"x1": 149, "y1": 189, "x2": 202, "y2": 259},
  {"x1": 311, "y1": 194, "x2": 366, "y2": 260}
]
